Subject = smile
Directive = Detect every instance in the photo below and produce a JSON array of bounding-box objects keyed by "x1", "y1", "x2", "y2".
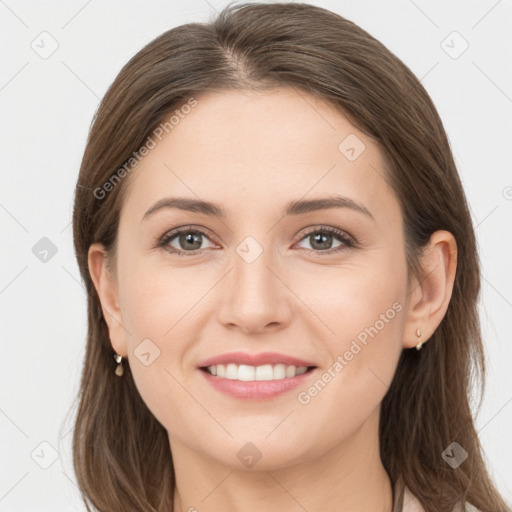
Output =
[
  {"x1": 202, "y1": 363, "x2": 311, "y2": 380},
  {"x1": 199, "y1": 364, "x2": 317, "y2": 400}
]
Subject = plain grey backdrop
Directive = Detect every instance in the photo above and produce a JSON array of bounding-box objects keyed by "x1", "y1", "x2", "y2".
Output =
[{"x1": 1, "y1": 0, "x2": 511, "y2": 510}]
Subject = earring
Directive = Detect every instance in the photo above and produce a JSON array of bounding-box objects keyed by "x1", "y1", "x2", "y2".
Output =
[
  {"x1": 415, "y1": 328, "x2": 423, "y2": 351},
  {"x1": 114, "y1": 353, "x2": 124, "y2": 377}
]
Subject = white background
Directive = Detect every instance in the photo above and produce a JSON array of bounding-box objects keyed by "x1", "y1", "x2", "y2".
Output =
[{"x1": 1, "y1": 0, "x2": 511, "y2": 510}]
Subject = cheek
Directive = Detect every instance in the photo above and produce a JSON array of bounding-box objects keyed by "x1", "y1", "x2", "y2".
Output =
[
  {"x1": 116, "y1": 260, "x2": 211, "y2": 428},
  {"x1": 292, "y1": 257, "x2": 405, "y2": 418},
  {"x1": 292, "y1": 251, "x2": 406, "y2": 340},
  {"x1": 118, "y1": 255, "x2": 201, "y2": 335},
  {"x1": 294, "y1": 300, "x2": 404, "y2": 453}
]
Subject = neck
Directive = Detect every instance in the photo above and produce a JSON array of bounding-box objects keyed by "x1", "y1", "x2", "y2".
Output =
[{"x1": 169, "y1": 407, "x2": 393, "y2": 512}]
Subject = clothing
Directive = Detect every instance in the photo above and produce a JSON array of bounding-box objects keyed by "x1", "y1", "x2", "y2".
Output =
[{"x1": 392, "y1": 475, "x2": 481, "y2": 512}]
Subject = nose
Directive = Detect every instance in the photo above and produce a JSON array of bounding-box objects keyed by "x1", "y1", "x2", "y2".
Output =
[{"x1": 216, "y1": 242, "x2": 293, "y2": 335}]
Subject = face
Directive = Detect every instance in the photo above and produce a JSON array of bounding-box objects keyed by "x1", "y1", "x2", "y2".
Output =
[{"x1": 101, "y1": 87, "x2": 413, "y2": 470}]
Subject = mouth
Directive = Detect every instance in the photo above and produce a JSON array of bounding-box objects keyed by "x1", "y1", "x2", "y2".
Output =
[
  {"x1": 196, "y1": 351, "x2": 318, "y2": 399},
  {"x1": 199, "y1": 363, "x2": 317, "y2": 381},
  {"x1": 198, "y1": 363, "x2": 318, "y2": 400}
]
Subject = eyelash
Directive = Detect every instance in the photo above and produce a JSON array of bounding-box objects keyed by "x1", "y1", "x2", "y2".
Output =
[{"x1": 157, "y1": 224, "x2": 357, "y2": 257}]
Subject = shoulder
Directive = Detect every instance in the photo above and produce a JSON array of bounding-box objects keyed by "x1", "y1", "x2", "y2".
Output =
[
  {"x1": 401, "y1": 485, "x2": 425, "y2": 512},
  {"x1": 395, "y1": 476, "x2": 482, "y2": 512},
  {"x1": 404, "y1": 486, "x2": 481, "y2": 512},
  {"x1": 452, "y1": 501, "x2": 482, "y2": 512}
]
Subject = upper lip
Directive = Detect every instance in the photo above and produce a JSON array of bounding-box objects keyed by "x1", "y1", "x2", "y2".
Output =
[{"x1": 198, "y1": 351, "x2": 317, "y2": 368}]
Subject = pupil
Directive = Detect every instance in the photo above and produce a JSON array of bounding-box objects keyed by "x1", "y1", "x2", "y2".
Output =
[
  {"x1": 312, "y1": 233, "x2": 331, "y2": 250},
  {"x1": 181, "y1": 232, "x2": 201, "y2": 250}
]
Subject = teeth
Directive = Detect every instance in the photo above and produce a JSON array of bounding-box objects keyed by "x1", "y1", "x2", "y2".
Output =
[
  {"x1": 255, "y1": 364, "x2": 273, "y2": 381},
  {"x1": 226, "y1": 363, "x2": 238, "y2": 380},
  {"x1": 205, "y1": 363, "x2": 310, "y2": 380},
  {"x1": 285, "y1": 365, "x2": 296, "y2": 378}
]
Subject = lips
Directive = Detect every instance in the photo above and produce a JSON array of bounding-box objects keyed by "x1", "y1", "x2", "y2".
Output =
[
  {"x1": 197, "y1": 351, "x2": 318, "y2": 399},
  {"x1": 197, "y1": 351, "x2": 317, "y2": 369}
]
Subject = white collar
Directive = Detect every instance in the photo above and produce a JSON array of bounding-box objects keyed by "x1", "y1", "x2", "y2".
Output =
[
  {"x1": 393, "y1": 475, "x2": 425, "y2": 512},
  {"x1": 393, "y1": 475, "x2": 480, "y2": 512}
]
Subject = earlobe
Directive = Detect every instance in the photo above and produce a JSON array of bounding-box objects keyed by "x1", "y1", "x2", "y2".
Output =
[
  {"x1": 402, "y1": 230, "x2": 458, "y2": 350},
  {"x1": 87, "y1": 243, "x2": 128, "y2": 357}
]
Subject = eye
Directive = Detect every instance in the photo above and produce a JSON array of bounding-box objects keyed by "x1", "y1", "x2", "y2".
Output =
[
  {"x1": 158, "y1": 224, "x2": 356, "y2": 256},
  {"x1": 295, "y1": 225, "x2": 355, "y2": 254},
  {"x1": 158, "y1": 226, "x2": 217, "y2": 255}
]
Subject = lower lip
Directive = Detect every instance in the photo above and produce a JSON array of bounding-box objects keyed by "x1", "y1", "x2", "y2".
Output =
[{"x1": 198, "y1": 367, "x2": 317, "y2": 400}]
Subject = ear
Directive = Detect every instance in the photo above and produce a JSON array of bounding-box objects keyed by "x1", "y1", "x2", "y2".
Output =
[
  {"x1": 402, "y1": 230, "x2": 458, "y2": 349},
  {"x1": 88, "y1": 243, "x2": 128, "y2": 357}
]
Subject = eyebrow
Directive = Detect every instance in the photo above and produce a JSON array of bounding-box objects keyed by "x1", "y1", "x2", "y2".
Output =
[{"x1": 142, "y1": 195, "x2": 374, "y2": 221}]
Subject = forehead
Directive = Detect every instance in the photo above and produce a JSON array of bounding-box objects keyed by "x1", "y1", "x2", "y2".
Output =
[{"x1": 121, "y1": 87, "x2": 399, "y2": 225}]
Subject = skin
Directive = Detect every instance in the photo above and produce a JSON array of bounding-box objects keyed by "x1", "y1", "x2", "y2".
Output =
[{"x1": 89, "y1": 87, "x2": 457, "y2": 512}]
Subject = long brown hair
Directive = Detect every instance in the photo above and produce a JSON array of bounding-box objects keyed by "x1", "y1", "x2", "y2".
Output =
[{"x1": 70, "y1": 2, "x2": 510, "y2": 511}]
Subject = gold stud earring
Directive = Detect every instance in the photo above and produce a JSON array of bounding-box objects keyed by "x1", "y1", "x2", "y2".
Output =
[
  {"x1": 415, "y1": 328, "x2": 423, "y2": 350},
  {"x1": 114, "y1": 353, "x2": 124, "y2": 377}
]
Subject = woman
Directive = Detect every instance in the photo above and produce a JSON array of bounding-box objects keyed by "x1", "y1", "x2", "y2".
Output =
[{"x1": 70, "y1": 2, "x2": 510, "y2": 511}]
